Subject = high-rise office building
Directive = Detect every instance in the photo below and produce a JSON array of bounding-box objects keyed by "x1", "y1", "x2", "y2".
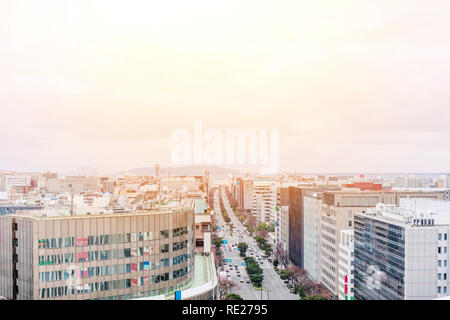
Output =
[
  {"x1": 288, "y1": 187, "x2": 305, "y2": 268},
  {"x1": 319, "y1": 187, "x2": 445, "y2": 297},
  {"x1": 303, "y1": 190, "x2": 323, "y2": 282},
  {"x1": 354, "y1": 199, "x2": 450, "y2": 300}
]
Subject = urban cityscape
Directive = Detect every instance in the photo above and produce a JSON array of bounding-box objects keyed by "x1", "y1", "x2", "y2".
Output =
[
  {"x1": 1, "y1": 170, "x2": 450, "y2": 301},
  {"x1": 1, "y1": 0, "x2": 450, "y2": 309}
]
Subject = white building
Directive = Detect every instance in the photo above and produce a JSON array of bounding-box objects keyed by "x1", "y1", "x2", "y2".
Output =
[
  {"x1": 303, "y1": 191, "x2": 322, "y2": 282},
  {"x1": 354, "y1": 199, "x2": 450, "y2": 300},
  {"x1": 4, "y1": 174, "x2": 32, "y2": 193},
  {"x1": 338, "y1": 229, "x2": 354, "y2": 300},
  {"x1": 278, "y1": 206, "x2": 289, "y2": 254},
  {"x1": 251, "y1": 179, "x2": 277, "y2": 223}
]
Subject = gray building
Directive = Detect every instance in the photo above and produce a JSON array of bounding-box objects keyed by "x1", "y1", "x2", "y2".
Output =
[
  {"x1": 0, "y1": 206, "x2": 195, "y2": 300},
  {"x1": 354, "y1": 200, "x2": 450, "y2": 300}
]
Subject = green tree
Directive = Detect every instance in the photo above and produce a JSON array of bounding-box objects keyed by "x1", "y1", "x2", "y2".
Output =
[
  {"x1": 226, "y1": 294, "x2": 243, "y2": 300},
  {"x1": 238, "y1": 242, "x2": 248, "y2": 257},
  {"x1": 302, "y1": 295, "x2": 327, "y2": 300},
  {"x1": 295, "y1": 285, "x2": 306, "y2": 298},
  {"x1": 257, "y1": 222, "x2": 269, "y2": 232},
  {"x1": 268, "y1": 222, "x2": 275, "y2": 232},
  {"x1": 212, "y1": 236, "x2": 223, "y2": 250}
]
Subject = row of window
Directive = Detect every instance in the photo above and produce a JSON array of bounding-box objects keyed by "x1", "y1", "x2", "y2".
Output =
[
  {"x1": 438, "y1": 247, "x2": 448, "y2": 254},
  {"x1": 438, "y1": 233, "x2": 448, "y2": 241},
  {"x1": 38, "y1": 244, "x2": 192, "y2": 266},
  {"x1": 438, "y1": 286, "x2": 447, "y2": 294},
  {"x1": 38, "y1": 227, "x2": 189, "y2": 249},
  {"x1": 438, "y1": 273, "x2": 447, "y2": 281},
  {"x1": 38, "y1": 255, "x2": 191, "y2": 282},
  {"x1": 438, "y1": 260, "x2": 448, "y2": 267},
  {"x1": 39, "y1": 267, "x2": 189, "y2": 299}
]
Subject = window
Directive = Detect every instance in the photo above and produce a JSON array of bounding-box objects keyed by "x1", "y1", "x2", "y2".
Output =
[
  {"x1": 438, "y1": 260, "x2": 442, "y2": 267},
  {"x1": 445, "y1": 234, "x2": 448, "y2": 240},
  {"x1": 445, "y1": 260, "x2": 447, "y2": 267},
  {"x1": 439, "y1": 247, "x2": 442, "y2": 254},
  {"x1": 348, "y1": 221, "x2": 352, "y2": 227},
  {"x1": 160, "y1": 230, "x2": 169, "y2": 239},
  {"x1": 445, "y1": 287, "x2": 447, "y2": 294},
  {"x1": 161, "y1": 258, "x2": 169, "y2": 267},
  {"x1": 445, "y1": 273, "x2": 447, "y2": 280},
  {"x1": 445, "y1": 247, "x2": 448, "y2": 254},
  {"x1": 439, "y1": 233, "x2": 442, "y2": 240},
  {"x1": 438, "y1": 287, "x2": 441, "y2": 294},
  {"x1": 438, "y1": 273, "x2": 442, "y2": 280}
]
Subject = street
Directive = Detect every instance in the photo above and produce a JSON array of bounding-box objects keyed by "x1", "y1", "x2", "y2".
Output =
[{"x1": 213, "y1": 187, "x2": 298, "y2": 300}]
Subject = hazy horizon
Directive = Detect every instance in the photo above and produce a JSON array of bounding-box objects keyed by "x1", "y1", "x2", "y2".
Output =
[{"x1": 1, "y1": 0, "x2": 450, "y2": 174}]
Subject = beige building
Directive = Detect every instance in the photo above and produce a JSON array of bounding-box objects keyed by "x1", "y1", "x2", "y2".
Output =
[
  {"x1": 320, "y1": 189, "x2": 446, "y2": 297},
  {"x1": 192, "y1": 198, "x2": 212, "y2": 253},
  {"x1": 0, "y1": 206, "x2": 195, "y2": 300}
]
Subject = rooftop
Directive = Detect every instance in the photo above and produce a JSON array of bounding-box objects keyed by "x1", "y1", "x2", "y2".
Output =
[{"x1": 193, "y1": 198, "x2": 209, "y2": 215}]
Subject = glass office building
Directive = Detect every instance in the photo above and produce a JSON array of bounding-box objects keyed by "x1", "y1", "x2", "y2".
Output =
[{"x1": 354, "y1": 213, "x2": 406, "y2": 300}]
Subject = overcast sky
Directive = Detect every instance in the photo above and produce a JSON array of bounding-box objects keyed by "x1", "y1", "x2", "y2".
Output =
[{"x1": 1, "y1": 0, "x2": 449, "y2": 174}]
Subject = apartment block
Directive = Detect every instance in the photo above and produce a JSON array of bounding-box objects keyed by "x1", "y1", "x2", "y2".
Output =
[{"x1": 252, "y1": 179, "x2": 277, "y2": 223}]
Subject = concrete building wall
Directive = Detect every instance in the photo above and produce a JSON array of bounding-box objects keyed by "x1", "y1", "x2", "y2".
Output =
[
  {"x1": 337, "y1": 229, "x2": 354, "y2": 300},
  {"x1": 0, "y1": 216, "x2": 13, "y2": 298},
  {"x1": 303, "y1": 193, "x2": 322, "y2": 282},
  {"x1": 288, "y1": 187, "x2": 304, "y2": 268},
  {"x1": 404, "y1": 227, "x2": 438, "y2": 300},
  {"x1": 1, "y1": 209, "x2": 196, "y2": 300}
]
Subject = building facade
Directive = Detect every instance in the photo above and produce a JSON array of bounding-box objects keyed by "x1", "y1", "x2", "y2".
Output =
[
  {"x1": 355, "y1": 199, "x2": 450, "y2": 300},
  {"x1": 252, "y1": 179, "x2": 276, "y2": 223},
  {"x1": 303, "y1": 191, "x2": 322, "y2": 282},
  {"x1": 319, "y1": 188, "x2": 446, "y2": 297},
  {"x1": 0, "y1": 208, "x2": 195, "y2": 300},
  {"x1": 338, "y1": 229, "x2": 354, "y2": 300}
]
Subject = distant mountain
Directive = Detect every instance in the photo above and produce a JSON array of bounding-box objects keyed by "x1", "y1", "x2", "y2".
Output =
[{"x1": 113, "y1": 165, "x2": 241, "y2": 181}]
